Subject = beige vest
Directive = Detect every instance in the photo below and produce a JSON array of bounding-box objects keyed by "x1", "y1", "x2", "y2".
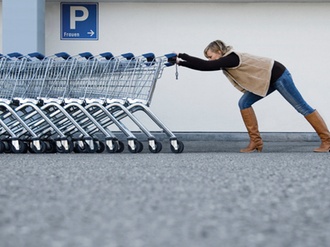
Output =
[{"x1": 222, "y1": 50, "x2": 274, "y2": 97}]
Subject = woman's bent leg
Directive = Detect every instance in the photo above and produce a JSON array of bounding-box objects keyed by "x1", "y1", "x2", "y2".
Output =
[
  {"x1": 240, "y1": 107, "x2": 263, "y2": 152},
  {"x1": 238, "y1": 92, "x2": 268, "y2": 153}
]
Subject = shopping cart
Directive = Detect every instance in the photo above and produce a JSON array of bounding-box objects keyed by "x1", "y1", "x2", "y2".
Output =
[{"x1": 123, "y1": 53, "x2": 184, "y2": 153}]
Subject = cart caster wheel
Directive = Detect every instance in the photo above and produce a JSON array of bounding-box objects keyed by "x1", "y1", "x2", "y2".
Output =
[
  {"x1": 107, "y1": 140, "x2": 125, "y2": 153},
  {"x1": 170, "y1": 140, "x2": 184, "y2": 154},
  {"x1": 106, "y1": 140, "x2": 119, "y2": 153},
  {"x1": 116, "y1": 141, "x2": 125, "y2": 153},
  {"x1": 3, "y1": 140, "x2": 12, "y2": 153},
  {"x1": 128, "y1": 140, "x2": 143, "y2": 153},
  {"x1": 80, "y1": 140, "x2": 99, "y2": 153},
  {"x1": 30, "y1": 140, "x2": 47, "y2": 153},
  {"x1": 73, "y1": 141, "x2": 82, "y2": 153},
  {"x1": 149, "y1": 141, "x2": 162, "y2": 153},
  {"x1": 11, "y1": 140, "x2": 28, "y2": 154},
  {"x1": 73, "y1": 140, "x2": 85, "y2": 153},
  {"x1": 90, "y1": 141, "x2": 99, "y2": 153},
  {"x1": 74, "y1": 140, "x2": 96, "y2": 153},
  {"x1": 45, "y1": 140, "x2": 57, "y2": 153},
  {"x1": 96, "y1": 140, "x2": 105, "y2": 153},
  {"x1": 56, "y1": 139, "x2": 74, "y2": 153}
]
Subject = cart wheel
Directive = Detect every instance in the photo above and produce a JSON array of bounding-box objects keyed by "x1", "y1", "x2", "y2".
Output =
[
  {"x1": 56, "y1": 139, "x2": 74, "y2": 153},
  {"x1": 149, "y1": 141, "x2": 162, "y2": 153},
  {"x1": 74, "y1": 140, "x2": 88, "y2": 153},
  {"x1": 96, "y1": 140, "x2": 105, "y2": 153},
  {"x1": 116, "y1": 141, "x2": 125, "y2": 153},
  {"x1": 0, "y1": 141, "x2": 4, "y2": 153},
  {"x1": 106, "y1": 140, "x2": 118, "y2": 153},
  {"x1": 128, "y1": 140, "x2": 143, "y2": 153},
  {"x1": 74, "y1": 140, "x2": 98, "y2": 153},
  {"x1": 45, "y1": 140, "x2": 57, "y2": 153},
  {"x1": 73, "y1": 140, "x2": 84, "y2": 153},
  {"x1": 3, "y1": 140, "x2": 12, "y2": 153},
  {"x1": 90, "y1": 141, "x2": 99, "y2": 153},
  {"x1": 11, "y1": 140, "x2": 28, "y2": 154},
  {"x1": 170, "y1": 140, "x2": 184, "y2": 154},
  {"x1": 28, "y1": 141, "x2": 35, "y2": 153},
  {"x1": 88, "y1": 139, "x2": 102, "y2": 153},
  {"x1": 30, "y1": 140, "x2": 47, "y2": 154}
]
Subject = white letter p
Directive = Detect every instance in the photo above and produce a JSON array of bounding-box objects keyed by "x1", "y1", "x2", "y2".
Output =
[{"x1": 70, "y1": 6, "x2": 89, "y2": 29}]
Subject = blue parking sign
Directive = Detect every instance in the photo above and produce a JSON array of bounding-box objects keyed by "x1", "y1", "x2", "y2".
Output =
[{"x1": 61, "y1": 3, "x2": 98, "y2": 40}]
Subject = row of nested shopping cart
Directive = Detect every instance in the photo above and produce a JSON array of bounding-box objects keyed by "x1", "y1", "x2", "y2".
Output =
[{"x1": 0, "y1": 51, "x2": 184, "y2": 154}]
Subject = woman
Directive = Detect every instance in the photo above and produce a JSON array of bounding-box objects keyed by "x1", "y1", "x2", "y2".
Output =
[{"x1": 176, "y1": 40, "x2": 330, "y2": 153}]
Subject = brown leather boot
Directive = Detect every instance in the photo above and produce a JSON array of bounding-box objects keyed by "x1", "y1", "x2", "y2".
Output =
[
  {"x1": 240, "y1": 107, "x2": 263, "y2": 153},
  {"x1": 305, "y1": 110, "x2": 330, "y2": 152}
]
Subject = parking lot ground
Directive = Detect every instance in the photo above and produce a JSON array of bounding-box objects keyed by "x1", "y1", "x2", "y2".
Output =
[{"x1": 1, "y1": 140, "x2": 330, "y2": 247}]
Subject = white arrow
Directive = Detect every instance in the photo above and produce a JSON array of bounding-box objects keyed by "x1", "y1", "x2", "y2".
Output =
[{"x1": 87, "y1": 30, "x2": 95, "y2": 37}]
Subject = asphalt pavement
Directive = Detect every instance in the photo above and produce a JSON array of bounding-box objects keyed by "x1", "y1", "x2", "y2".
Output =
[{"x1": 1, "y1": 139, "x2": 330, "y2": 247}]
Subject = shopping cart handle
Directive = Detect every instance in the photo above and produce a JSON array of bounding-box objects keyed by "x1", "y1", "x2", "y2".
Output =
[
  {"x1": 99, "y1": 52, "x2": 114, "y2": 60},
  {"x1": 79, "y1": 52, "x2": 94, "y2": 59},
  {"x1": 7, "y1": 52, "x2": 24, "y2": 58},
  {"x1": 164, "y1": 53, "x2": 177, "y2": 59},
  {"x1": 28, "y1": 52, "x2": 45, "y2": 60},
  {"x1": 164, "y1": 53, "x2": 177, "y2": 66},
  {"x1": 121, "y1": 53, "x2": 135, "y2": 60},
  {"x1": 55, "y1": 52, "x2": 71, "y2": 60},
  {"x1": 142, "y1": 53, "x2": 155, "y2": 62}
]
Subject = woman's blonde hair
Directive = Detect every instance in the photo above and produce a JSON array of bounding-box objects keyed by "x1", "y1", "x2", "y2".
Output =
[{"x1": 204, "y1": 40, "x2": 233, "y2": 58}]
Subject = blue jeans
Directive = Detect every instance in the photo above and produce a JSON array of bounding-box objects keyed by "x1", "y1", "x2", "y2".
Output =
[{"x1": 238, "y1": 69, "x2": 315, "y2": 116}]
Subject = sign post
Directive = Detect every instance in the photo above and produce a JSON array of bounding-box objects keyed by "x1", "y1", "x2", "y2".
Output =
[{"x1": 61, "y1": 3, "x2": 98, "y2": 40}]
